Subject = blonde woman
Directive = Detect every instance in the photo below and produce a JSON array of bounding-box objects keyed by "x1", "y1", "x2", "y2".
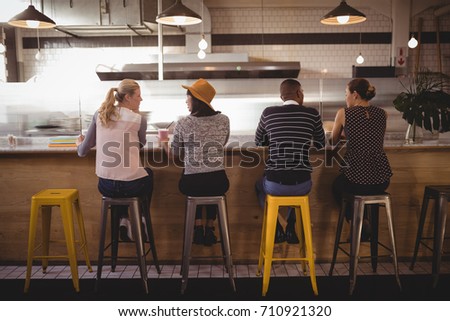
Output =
[{"x1": 77, "y1": 79, "x2": 153, "y2": 242}]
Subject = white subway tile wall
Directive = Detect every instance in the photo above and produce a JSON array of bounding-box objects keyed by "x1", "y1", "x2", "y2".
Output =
[{"x1": 19, "y1": 7, "x2": 449, "y2": 82}]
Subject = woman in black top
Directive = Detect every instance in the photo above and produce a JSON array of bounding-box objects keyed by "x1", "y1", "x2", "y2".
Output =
[{"x1": 330, "y1": 78, "x2": 392, "y2": 240}]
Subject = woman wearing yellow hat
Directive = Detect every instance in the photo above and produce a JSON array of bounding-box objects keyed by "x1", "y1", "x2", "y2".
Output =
[{"x1": 171, "y1": 79, "x2": 230, "y2": 246}]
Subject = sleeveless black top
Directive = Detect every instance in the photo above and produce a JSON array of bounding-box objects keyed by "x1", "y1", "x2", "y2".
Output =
[{"x1": 341, "y1": 105, "x2": 392, "y2": 184}]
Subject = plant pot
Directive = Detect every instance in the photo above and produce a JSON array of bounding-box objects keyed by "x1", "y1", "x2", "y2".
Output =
[{"x1": 405, "y1": 122, "x2": 423, "y2": 144}]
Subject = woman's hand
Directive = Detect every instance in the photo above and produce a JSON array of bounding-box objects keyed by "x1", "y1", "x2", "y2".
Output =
[{"x1": 76, "y1": 135, "x2": 85, "y2": 147}]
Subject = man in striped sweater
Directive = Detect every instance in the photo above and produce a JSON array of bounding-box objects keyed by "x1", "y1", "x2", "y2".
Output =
[{"x1": 255, "y1": 78, "x2": 325, "y2": 244}]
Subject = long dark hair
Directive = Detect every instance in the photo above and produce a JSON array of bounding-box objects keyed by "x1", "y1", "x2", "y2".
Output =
[{"x1": 187, "y1": 90, "x2": 219, "y2": 117}]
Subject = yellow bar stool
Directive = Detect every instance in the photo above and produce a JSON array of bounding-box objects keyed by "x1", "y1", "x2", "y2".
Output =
[
  {"x1": 257, "y1": 194, "x2": 318, "y2": 296},
  {"x1": 25, "y1": 189, "x2": 92, "y2": 293}
]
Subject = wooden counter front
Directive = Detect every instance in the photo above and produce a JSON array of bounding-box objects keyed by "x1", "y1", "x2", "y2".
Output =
[{"x1": 1, "y1": 146, "x2": 449, "y2": 264}]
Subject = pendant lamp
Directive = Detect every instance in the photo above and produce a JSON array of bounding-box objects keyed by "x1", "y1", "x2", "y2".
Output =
[
  {"x1": 8, "y1": 2, "x2": 56, "y2": 29},
  {"x1": 320, "y1": 1, "x2": 366, "y2": 25},
  {"x1": 408, "y1": 34, "x2": 418, "y2": 48},
  {"x1": 156, "y1": 0, "x2": 202, "y2": 26}
]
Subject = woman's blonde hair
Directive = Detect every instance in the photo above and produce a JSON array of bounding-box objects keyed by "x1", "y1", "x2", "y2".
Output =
[{"x1": 98, "y1": 79, "x2": 140, "y2": 126}]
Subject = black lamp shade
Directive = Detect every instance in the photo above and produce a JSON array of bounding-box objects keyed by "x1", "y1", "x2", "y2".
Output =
[
  {"x1": 321, "y1": 1, "x2": 366, "y2": 25},
  {"x1": 8, "y1": 5, "x2": 56, "y2": 29},
  {"x1": 156, "y1": 0, "x2": 202, "y2": 26}
]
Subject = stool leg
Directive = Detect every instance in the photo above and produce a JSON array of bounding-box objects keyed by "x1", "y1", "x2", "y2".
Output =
[
  {"x1": 73, "y1": 198, "x2": 92, "y2": 272},
  {"x1": 141, "y1": 197, "x2": 161, "y2": 274},
  {"x1": 432, "y1": 195, "x2": 448, "y2": 288},
  {"x1": 95, "y1": 200, "x2": 109, "y2": 292},
  {"x1": 110, "y1": 206, "x2": 120, "y2": 272},
  {"x1": 217, "y1": 199, "x2": 236, "y2": 291},
  {"x1": 261, "y1": 203, "x2": 278, "y2": 296},
  {"x1": 41, "y1": 206, "x2": 52, "y2": 273},
  {"x1": 349, "y1": 199, "x2": 364, "y2": 295},
  {"x1": 369, "y1": 205, "x2": 379, "y2": 272},
  {"x1": 385, "y1": 197, "x2": 401, "y2": 291},
  {"x1": 256, "y1": 199, "x2": 269, "y2": 276},
  {"x1": 181, "y1": 200, "x2": 196, "y2": 294},
  {"x1": 24, "y1": 200, "x2": 40, "y2": 293},
  {"x1": 295, "y1": 207, "x2": 307, "y2": 274},
  {"x1": 60, "y1": 201, "x2": 80, "y2": 292},
  {"x1": 410, "y1": 193, "x2": 430, "y2": 270},
  {"x1": 329, "y1": 199, "x2": 347, "y2": 276},
  {"x1": 299, "y1": 200, "x2": 318, "y2": 296},
  {"x1": 129, "y1": 201, "x2": 148, "y2": 294}
]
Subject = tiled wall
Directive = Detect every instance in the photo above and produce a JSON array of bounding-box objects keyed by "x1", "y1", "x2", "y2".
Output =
[{"x1": 13, "y1": 6, "x2": 450, "y2": 82}]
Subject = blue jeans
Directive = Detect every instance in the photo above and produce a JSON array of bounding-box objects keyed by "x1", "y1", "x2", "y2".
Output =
[
  {"x1": 255, "y1": 176, "x2": 312, "y2": 223},
  {"x1": 98, "y1": 167, "x2": 153, "y2": 220}
]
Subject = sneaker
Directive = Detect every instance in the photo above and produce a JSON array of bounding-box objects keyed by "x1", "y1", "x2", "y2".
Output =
[
  {"x1": 204, "y1": 226, "x2": 217, "y2": 246},
  {"x1": 193, "y1": 225, "x2": 204, "y2": 244},
  {"x1": 285, "y1": 223, "x2": 300, "y2": 244},
  {"x1": 119, "y1": 218, "x2": 133, "y2": 242},
  {"x1": 274, "y1": 221, "x2": 286, "y2": 243}
]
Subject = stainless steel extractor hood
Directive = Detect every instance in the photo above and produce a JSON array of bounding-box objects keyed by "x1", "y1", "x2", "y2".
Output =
[{"x1": 95, "y1": 61, "x2": 301, "y2": 80}]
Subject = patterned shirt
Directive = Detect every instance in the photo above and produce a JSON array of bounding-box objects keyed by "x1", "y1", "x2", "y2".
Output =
[
  {"x1": 171, "y1": 113, "x2": 230, "y2": 175},
  {"x1": 255, "y1": 102, "x2": 325, "y2": 184},
  {"x1": 342, "y1": 105, "x2": 393, "y2": 184}
]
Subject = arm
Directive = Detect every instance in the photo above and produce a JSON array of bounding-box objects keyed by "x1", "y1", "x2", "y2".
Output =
[
  {"x1": 255, "y1": 112, "x2": 268, "y2": 146},
  {"x1": 76, "y1": 113, "x2": 97, "y2": 157},
  {"x1": 312, "y1": 114, "x2": 326, "y2": 150},
  {"x1": 166, "y1": 123, "x2": 184, "y2": 165},
  {"x1": 330, "y1": 108, "x2": 345, "y2": 145},
  {"x1": 138, "y1": 115, "x2": 147, "y2": 149}
]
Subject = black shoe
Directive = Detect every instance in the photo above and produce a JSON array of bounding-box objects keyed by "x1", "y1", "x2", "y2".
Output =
[
  {"x1": 119, "y1": 225, "x2": 132, "y2": 242},
  {"x1": 193, "y1": 226, "x2": 204, "y2": 244},
  {"x1": 274, "y1": 222, "x2": 286, "y2": 243},
  {"x1": 285, "y1": 223, "x2": 300, "y2": 244},
  {"x1": 204, "y1": 226, "x2": 217, "y2": 246}
]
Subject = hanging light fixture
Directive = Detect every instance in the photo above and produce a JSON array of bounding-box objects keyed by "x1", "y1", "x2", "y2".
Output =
[
  {"x1": 408, "y1": 34, "x2": 418, "y2": 48},
  {"x1": 156, "y1": 0, "x2": 202, "y2": 26},
  {"x1": 8, "y1": 1, "x2": 56, "y2": 29},
  {"x1": 197, "y1": 49, "x2": 206, "y2": 59},
  {"x1": 356, "y1": 31, "x2": 364, "y2": 64},
  {"x1": 320, "y1": 1, "x2": 366, "y2": 25},
  {"x1": 197, "y1": 0, "x2": 208, "y2": 57},
  {"x1": 35, "y1": 29, "x2": 41, "y2": 60}
]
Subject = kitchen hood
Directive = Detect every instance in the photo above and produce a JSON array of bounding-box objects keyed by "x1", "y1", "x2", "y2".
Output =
[{"x1": 95, "y1": 61, "x2": 301, "y2": 80}]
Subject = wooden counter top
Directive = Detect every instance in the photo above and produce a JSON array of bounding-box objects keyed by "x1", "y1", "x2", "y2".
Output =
[{"x1": 1, "y1": 134, "x2": 450, "y2": 154}]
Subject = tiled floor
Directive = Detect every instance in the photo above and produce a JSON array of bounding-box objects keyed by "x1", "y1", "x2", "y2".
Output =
[{"x1": 1, "y1": 261, "x2": 449, "y2": 280}]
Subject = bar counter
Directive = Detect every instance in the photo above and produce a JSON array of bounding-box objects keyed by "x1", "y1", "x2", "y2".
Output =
[{"x1": 1, "y1": 134, "x2": 450, "y2": 264}]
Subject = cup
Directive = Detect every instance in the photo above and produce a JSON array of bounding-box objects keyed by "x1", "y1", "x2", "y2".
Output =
[
  {"x1": 7, "y1": 134, "x2": 16, "y2": 148},
  {"x1": 158, "y1": 129, "x2": 169, "y2": 142}
]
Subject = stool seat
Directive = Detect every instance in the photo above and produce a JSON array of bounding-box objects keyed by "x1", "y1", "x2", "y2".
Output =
[
  {"x1": 181, "y1": 195, "x2": 235, "y2": 294},
  {"x1": 96, "y1": 196, "x2": 160, "y2": 294},
  {"x1": 25, "y1": 189, "x2": 92, "y2": 293},
  {"x1": 411, "y1": 185, "x2": 450, "y2": 287},
  {"x1": 257, "y1": 195, "x2": 318, "y2": 296},
  {"x1": 329, "y1": 193, "x2": 401, "y2": 294}
]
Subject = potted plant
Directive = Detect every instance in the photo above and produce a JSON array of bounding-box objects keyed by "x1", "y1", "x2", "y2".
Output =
[{"x1": 393, "y1": 69, "x2": 450, "y2": 143}]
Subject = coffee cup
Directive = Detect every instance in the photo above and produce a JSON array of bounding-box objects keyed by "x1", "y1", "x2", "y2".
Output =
[{"x1": 158, "y1": 129, "x2": 169, "y2": 142}]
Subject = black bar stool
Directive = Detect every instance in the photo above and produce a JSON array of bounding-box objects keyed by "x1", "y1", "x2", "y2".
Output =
[
  {"x1": 181, "y1": 195, "x2": 235, "y2": 294},
  {"x1": 410, "y1": 185, "x2": 450, "y2": 287},
  {"x1": 96, "y1": 196, "x2": 160, "y2": 294},
  {"x1": 329, "y1": 192, "x2": 401, "y2": 295}
]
